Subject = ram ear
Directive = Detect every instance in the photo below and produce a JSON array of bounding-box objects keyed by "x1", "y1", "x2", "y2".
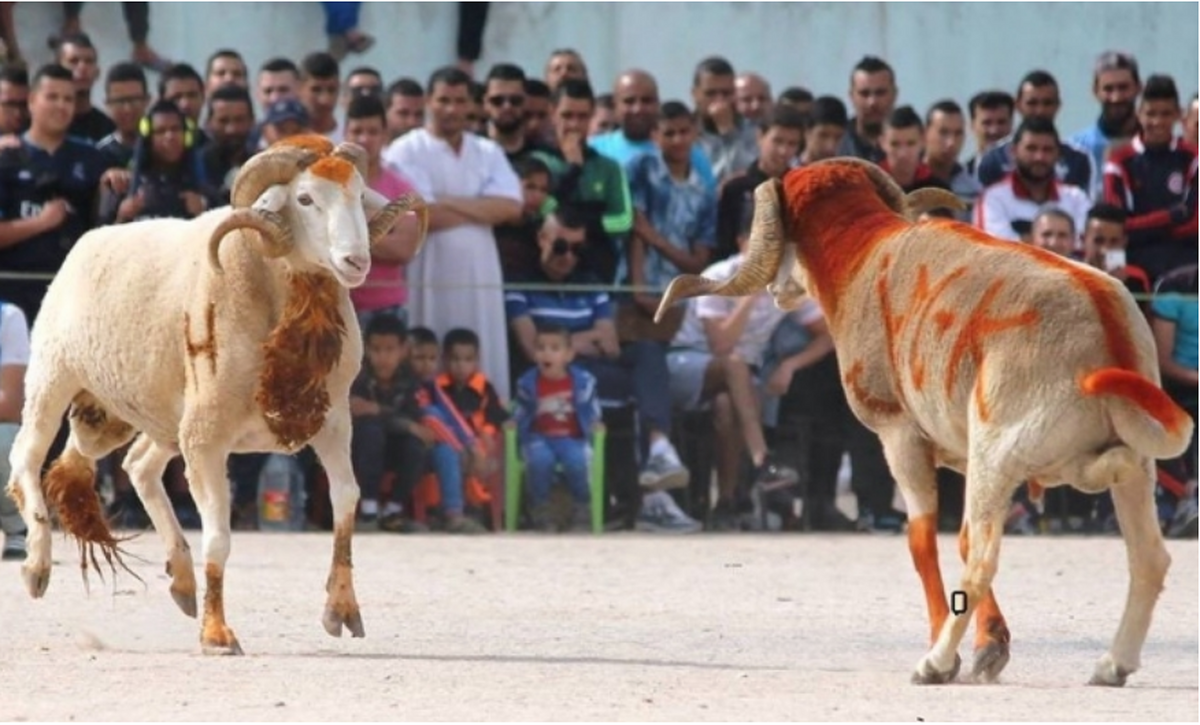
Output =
[{"x1": 253, "y1": 185, "x2": 290, "y2": 214}]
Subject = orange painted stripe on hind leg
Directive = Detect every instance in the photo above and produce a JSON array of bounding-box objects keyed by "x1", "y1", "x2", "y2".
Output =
[{"x1": 959, "y1": 523, "x2": 1010, "y2": 651}]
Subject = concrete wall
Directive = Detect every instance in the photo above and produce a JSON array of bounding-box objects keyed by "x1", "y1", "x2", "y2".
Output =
[{"x1": 13, "y1": 2, "x2": 1197, "y2": 146}]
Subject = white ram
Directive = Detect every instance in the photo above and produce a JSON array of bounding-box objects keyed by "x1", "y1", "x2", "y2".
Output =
[{"x1": 6, "y1": 135, "x2": 426, "y2": 655}]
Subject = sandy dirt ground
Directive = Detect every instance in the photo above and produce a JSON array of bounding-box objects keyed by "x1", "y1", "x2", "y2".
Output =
[{"x1": 0, "y1": 530, "x2": 1194, "y2": 722}]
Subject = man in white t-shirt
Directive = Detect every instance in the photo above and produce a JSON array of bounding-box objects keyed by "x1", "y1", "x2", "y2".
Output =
[
  {"x1": 0, "y1": 299, "x2": 30, "y2": 560},
  {"x1": 383, "y1": 66, "x2": 522, "y2": 399},
  {"x1": 666, "y1": 250, "x2": 800, "y2": 529}
]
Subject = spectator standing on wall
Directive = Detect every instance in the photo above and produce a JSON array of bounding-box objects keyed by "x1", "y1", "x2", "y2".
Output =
[
  {"x1": 321, "y1": 1, "x2": 375, "y2": 62},
  {"x1": 383, "y1": 66, "x2": 522, "y2": 401}
]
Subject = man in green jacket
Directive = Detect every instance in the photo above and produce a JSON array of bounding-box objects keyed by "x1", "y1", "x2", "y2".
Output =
[{"x1": 534, "y1": 78, "x2": 632, "y2": 284}]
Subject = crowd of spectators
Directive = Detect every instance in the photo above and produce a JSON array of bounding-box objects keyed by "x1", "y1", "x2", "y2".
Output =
[{"x1": 0, "y1": 6, "x2": 1196, "y2": 559}]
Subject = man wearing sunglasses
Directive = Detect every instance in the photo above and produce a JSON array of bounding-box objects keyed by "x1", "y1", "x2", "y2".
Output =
[{"x1": 483, "y1": 63, "x2": 549, "y2": 167}]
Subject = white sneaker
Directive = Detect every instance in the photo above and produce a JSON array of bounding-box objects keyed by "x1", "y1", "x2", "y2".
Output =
[
  {"x1": 638, "y1": 443, "x2": 690, "y2": 491},
  {"x1": 635, "y1": 491, "x2": 702, "y2": 533}
]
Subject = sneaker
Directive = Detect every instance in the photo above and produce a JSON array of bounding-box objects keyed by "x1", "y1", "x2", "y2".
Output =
[
  {"x1": 857, "y1": 506, "x2": 908, "y2": 534},
  {"x1": 635, "y1": 491, "x2": 702, "y2": 533},
  {"x1": 2, "y1": 531, "x2": 26, "y2": 561},
  {"x1": 638, "y1": 443, "x2": 690, "y2": 491}
]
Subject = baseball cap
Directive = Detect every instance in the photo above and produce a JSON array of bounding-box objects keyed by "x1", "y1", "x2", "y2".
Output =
[{"x1": 264, "y1": 98, "x2": 310, "y2": 127}]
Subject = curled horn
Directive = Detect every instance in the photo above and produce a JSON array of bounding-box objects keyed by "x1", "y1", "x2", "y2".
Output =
[
  {"x1": 367, "y1": 191, "x2": 430, "y2": 253},
  {"x1": 229, "y1": 144, "x2": 322, "y2": 209},
  {"x1": 904, "y1": 188, "x2": 967, "y2": 220},
  {"x1": 332, "y1": 141, "x2": 370, "y2": 181},
  {"x1": 654, "y1": 178, "x2": 786, "y2": 324},
  {"x1": 208, "y1": 209, "x2": 292, "y2": 272},
  {"x1": 815, "y1": 156, "x2": 908, "y2": 216}
]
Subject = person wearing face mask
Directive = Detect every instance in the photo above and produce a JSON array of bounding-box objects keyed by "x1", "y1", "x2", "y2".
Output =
[{"x1": 99, "y1": 99, "x2": 210, "y2": 225}]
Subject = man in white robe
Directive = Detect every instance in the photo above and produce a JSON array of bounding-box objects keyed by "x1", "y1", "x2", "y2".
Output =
[{"x1": 383, "y1": 66, "x2": 522, "y2": 400}]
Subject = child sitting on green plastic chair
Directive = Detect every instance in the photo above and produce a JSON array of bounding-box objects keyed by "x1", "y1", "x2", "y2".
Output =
[{"x1": 512, "y1": 323, "x2": 602, "y2": 532}]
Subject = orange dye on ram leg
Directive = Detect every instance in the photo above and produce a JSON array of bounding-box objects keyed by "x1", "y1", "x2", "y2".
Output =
[
  {"x1": 909, "y1": 514, "x2": 950, "y2": 644},
  {"x1": 944, "y1": 279, "x2": 1039, "y2": 402},
  {"x1": 782, "y1": 166, "x2": 908, "y2": 321},
  {"x1": 931, "y1": 220, "x2": 1139, "y2": 371},
  {"x1": 1082, "y1": 368, "x2": 1192, "y2": 434},
  {"x1": 958, "y1": 523, "x2": 1010, "y2": 651}
]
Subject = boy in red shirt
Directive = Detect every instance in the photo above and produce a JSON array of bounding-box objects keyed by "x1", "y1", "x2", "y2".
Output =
[{"x1": 512, "y1": 324, "x2": 602, "y2": 532}]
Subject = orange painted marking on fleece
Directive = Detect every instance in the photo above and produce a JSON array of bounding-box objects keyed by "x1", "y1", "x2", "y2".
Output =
[
  {"x1": 277, "y1": 133, "x2": 335, "y2": 155},
  {"x1": 843, "y1": 359, "x2": 903, "y2": 415},
  {"x1": 310, "y1": 156, "x2": 355, "y2": 186},
  {"x1": 944, "y1": 279, "x2": 1040, "y2": 415},
  {"x1": 905, "y1": 263, "x2": 969, "y2": 392},
  {"x1": 930, "y1": 220, "x2": 1140, "y2": 371},
  {"x1": 1082, "y1": 368, "x2": 1191, "y2": 434},
  {"x1": 874, "y1": 254, "x2": 909, "y2": 407},
  {"x1": 782, "y1": 165, "x2": 908, "y2": 321}
]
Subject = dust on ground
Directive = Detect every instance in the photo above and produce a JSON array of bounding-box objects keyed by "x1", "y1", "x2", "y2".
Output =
[{"x1": 0, "y1": 531, "x2": 1195, "y2": 721}]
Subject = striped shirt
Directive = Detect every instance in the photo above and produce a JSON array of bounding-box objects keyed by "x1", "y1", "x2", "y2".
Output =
[{"x1": 503, "y1": 270, "x2": 613, "y2": 333}]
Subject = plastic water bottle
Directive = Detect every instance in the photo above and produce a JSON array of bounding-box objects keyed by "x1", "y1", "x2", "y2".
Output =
[{"x1": 257, "y1": 454, "x2": 306, "y2": 531}]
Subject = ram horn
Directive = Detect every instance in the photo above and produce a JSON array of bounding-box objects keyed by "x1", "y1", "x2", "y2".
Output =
[
  {"x1": 904, "y1": 187, "x2": 967, "y2": 220},
  {"x1": 331, "y1": 141, "x2": 370, "y2": 181},
  {"x1": 653, "y1": 178, "x2": 786, "y2": 323},
  {"x1": 368, "y1": 192, "x2": 430, "y2": 252},
  {"x1": 207, "y1": 208, "x2": 293, "y2": 272},
  {"x1": 229, "y1": 145, "x2": 323, "y2": 209}
]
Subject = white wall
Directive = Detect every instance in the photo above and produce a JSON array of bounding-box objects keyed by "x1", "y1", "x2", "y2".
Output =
[{"x1": 14, "y1": 1, "x2": 1197, "y2": 146}]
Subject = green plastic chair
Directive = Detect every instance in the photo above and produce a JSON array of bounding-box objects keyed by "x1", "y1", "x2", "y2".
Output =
[{"x1": 504, "y1": 423, "x2": 607, "y2": 533}]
